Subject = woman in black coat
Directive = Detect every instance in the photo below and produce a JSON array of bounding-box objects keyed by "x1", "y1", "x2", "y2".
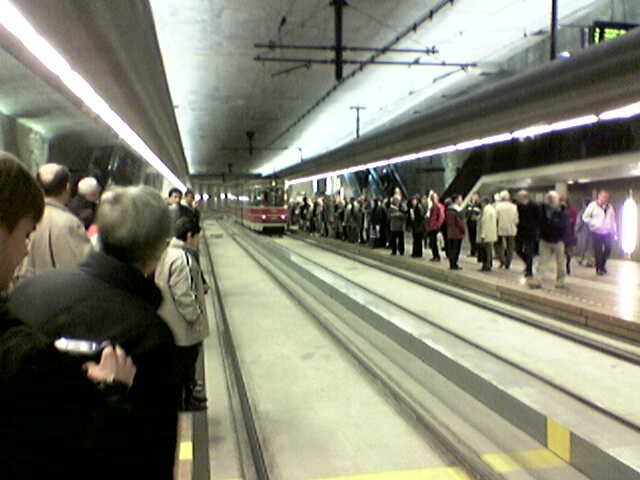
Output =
[{"x1": 409, "y1": 195, "x2": 426, "y2": 258}]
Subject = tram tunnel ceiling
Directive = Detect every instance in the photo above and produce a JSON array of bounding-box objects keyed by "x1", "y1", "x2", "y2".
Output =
[
  {"x1": 2, "y1": 1, "x2": 633, "y2": 184},
  {"x1": 151, "y1": 0, "x2": 611, "y2": 178}
]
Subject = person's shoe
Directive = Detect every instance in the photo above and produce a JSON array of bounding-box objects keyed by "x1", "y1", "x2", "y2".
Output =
[
  {"x1": 596, "y1": 269, "x2": 605, "y2": 276},
  {"x1": 450, "y1": 266, "x2": 462, "y2": 270},
  {"x1": 181, "y1": 399, "x2": 207, "y2": 412},
  {"x1": 191, "y1": 391, "x2": 207, "y2": 403},
  {"x1": 602, "y1": 267, "x2": 608, "y2": 274},
  {"x1": 526, "y1": 278, "x2": 542, "y2": 289},
  {"x1": 555, "y1": 282, "x2": 567, "y2": 289},
  {"x1": 391, "y1": 252, "x2": 397, "y2": 256},
  {"x1": 430, "y1": 257, "x2": 440, "y2": 262},
  {"x1": 480, "y1": 267, "x2": 491, "y2": 272}
]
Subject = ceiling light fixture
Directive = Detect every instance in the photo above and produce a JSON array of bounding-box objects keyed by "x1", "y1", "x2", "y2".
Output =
[
  {"x1": 599, "y1": 101, "x2": 640, "y2": 121},
  {"x1": 0, "y1": 0, "x2": 187, "y2": 191},
  {"x1": 550, "y1": 114, "x2": 598, "y2": 131}
]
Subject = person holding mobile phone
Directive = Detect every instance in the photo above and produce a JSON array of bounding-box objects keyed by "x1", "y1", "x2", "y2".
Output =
[
  {"x1": 10, "y1": 182, "x2": 180, "y2": 479},
  {"x1": 0, "y1": 152, "x2": 137, "y2": 479}
]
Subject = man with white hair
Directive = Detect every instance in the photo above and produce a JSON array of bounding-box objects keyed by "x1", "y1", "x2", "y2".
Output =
[
  {"x1": 10, "y1": 185, "x2": 180, "y2": 478},
  {"x1": 539, "y1": 190, "x2": 571, "y2": 288},
  {"x1": 16, "y1": 163, "x2": 91, "y2": 281},
  {"x1": 68, "y1": 176, "x2": 102, "y2": 229},
  {"x1": 495, "y1": 190, "x2": 519, "y2": 269}
]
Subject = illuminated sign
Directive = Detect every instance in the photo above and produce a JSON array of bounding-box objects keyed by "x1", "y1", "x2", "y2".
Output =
[
  {"x1": 591, "y1": 21, "x2": 637, "y2": 44},
  {"x1": 622, "y1": 196, "x2": 638, "y2": 255}
]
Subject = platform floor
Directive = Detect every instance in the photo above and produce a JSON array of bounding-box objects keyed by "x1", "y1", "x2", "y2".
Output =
[{"x1": 303, "y1": 232, "x2": 640, "y2": 341}]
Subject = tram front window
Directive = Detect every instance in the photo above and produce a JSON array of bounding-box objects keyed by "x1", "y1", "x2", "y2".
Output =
[{"x1": 265, "y1": 187, "x2": 284, "y2": 206}]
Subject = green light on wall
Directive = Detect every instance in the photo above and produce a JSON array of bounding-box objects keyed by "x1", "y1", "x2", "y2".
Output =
[{"x1": 591, "y1": 21, "x2": 637, "y2": 44}]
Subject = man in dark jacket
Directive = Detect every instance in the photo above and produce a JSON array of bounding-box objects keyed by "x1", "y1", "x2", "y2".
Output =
[
  {"x1": 538, "y1": 191, "x2": 571, "y2": 289},
  {"x1": 446, "y1": 194, "x2": 466, "y2": 270},
  {"x1": 0, "y1": 152, "x2": 137, "y2": 479},
  {"x1": 465, "y1": 192, "x2": 481, "y2": 257},
  {"x1": 68, "y1": 176, "x2": 101, "y2": 229},
  {"x1": 516, "y1": 190, "x2": 542, "y2": 286},
  {"x1": 10, "y1": 185, "x2": 180, "y2": 479},
  {"x1": 388, "y1": 196, "x2": 407, "y2": 255},
  {"x1": 409, "y1": 195, "x2": 426, "y2": 257}
]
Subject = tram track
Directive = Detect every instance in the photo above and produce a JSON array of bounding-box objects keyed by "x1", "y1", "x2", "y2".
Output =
[
  {"x1": 257, "y1": 231, "x2": 640, "y2": 436},
  {"x1": 295, "y1": 235, "x2": 640, "y2": 366},
  {"x1": 203, "y1": 219, "x2": 514, "y2": 480}
]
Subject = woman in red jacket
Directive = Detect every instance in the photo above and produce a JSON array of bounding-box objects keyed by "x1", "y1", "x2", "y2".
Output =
[
  {"x1": 426, "y1": 192, "x2": 445, "y2": 261},
  {"x1": 446, "y1": 194, "x2": 467, "y2": 270}
]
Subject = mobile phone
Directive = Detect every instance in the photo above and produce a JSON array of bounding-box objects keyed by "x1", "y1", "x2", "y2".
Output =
[{"x1": 54, "y1": 337, "x2": 104, "y2": 356}]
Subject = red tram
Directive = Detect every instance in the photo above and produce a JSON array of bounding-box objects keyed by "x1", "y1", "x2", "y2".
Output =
[{"x1": 226, "y1": 180, "x2": 288, "y2": 233}]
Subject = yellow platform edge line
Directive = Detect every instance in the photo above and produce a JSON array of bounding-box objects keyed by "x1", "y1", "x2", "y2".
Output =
[
  {"x1": 179, "y1": 441, "x2": 193, "y2": 461},
  {"x1": 482, "y1": 448, "x2": 566, "y2": 473},
  {"x1": 547, "y1": 418, "x2": 571, "y2": 462}
]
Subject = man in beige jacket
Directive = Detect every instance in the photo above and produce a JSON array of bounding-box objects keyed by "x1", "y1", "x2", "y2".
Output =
[
  {"x1": 16, "y1": 163, "x2": 91, "y2": 281},
  {"x1": 495, "y1": 190, "x2": 519, "y2": 269}
]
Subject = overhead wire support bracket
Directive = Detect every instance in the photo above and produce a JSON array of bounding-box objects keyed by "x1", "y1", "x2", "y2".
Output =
[
  {"x1": 254, "y1": 56, "x2": 477, "y2": 68},
  {"x1": 255, "y1": 43, "x2": 439, "y2": 55}
]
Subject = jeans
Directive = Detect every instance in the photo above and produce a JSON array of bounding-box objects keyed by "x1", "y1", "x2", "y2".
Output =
[
  {"x1": 538, "y1": 240, "x2": 566, "y2": 285},
  {"x1": 592, "y1": 232, "x2": 612, "y2": 272},
  {"x1": 390, "y1": 231, "x2": 405, "y2": 255},
  {"x1": 448, "y1": 238, "x2": 462, "y2": 269}
]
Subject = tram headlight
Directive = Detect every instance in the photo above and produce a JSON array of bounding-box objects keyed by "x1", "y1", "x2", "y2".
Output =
[
  {"x1": 622, "y1": 196, "x2": 638, "y2": 255},
  {"x1": 261, "y1": 215, "x2": 267, "y2": 221},
  {"x1": 280, "y1": 215, "x2": 287, "y2": 221}
]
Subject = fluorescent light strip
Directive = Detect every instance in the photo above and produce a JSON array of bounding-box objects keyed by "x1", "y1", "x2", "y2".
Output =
[
  {"x1": 0, "y1": 1, "x2": 187, "y2": 191},
  {"x1": 286, "y1": 102, "x2": 640, "y2": 186},
  {"x1": 599, "y1": 101, "x2": 640, "y2": 121}
]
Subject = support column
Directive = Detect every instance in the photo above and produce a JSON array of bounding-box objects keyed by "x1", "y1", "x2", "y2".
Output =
[{"x1": 550, "y1": 0, "x2": 558, "y2": 60}]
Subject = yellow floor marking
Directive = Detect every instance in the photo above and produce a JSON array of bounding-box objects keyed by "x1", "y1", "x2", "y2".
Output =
[
  {"x1": 547, "y1": 418, "x2": 571, "y2": 462},
  {"x1": 179, "y1": 441, "x2": 193, "y2": 461},
  {"x1": 312, "y1": 466, "x2": 471, "y2": 480},
  {"x1": 483, "y1": 448, "x2": 566, "y2": 473}
]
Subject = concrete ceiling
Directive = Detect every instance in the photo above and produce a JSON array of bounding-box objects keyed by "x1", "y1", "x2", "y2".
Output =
[
  {"x1": 0, "y1": 0, "x2": 614, "y2": 183},
  {"x1": 151, "y1": 0, "x2": 600, "y2": 177}
]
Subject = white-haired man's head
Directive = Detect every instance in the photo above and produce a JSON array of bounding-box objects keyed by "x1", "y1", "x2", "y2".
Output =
[
  {"x1": 77, "y1": 177, "x2": 101, "y2": 202},
  {"x1": 545, "y1": 190, "x2": 560, "y2": 206},
  {"x1": 499, "y1": 190, "x2": 510, "y2": 201},
  {"x1": 96, "y1": 186, "x2": 171, "y2": 275}
]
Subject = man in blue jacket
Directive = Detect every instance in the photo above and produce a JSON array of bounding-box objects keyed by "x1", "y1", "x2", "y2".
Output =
[{"x1": 539, "y1": 191, "x2": 571, "y2": 289}]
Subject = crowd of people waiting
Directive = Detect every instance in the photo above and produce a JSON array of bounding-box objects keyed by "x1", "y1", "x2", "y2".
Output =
[
  {"x1": 0, "y1": 151, "x2": 208, "y2": 478},
  {"x1": 289, "y1": 186, "x2": 618, "y2": 287}
]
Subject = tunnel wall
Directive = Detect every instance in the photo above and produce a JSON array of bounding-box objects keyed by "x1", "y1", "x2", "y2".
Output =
[{"x1": 0, "y1": 112, "x2": 49, "y2": 172}]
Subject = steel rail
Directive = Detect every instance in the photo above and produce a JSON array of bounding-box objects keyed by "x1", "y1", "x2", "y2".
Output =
[
  {"x1": 201, "y1": 228, "x2": 270, "y2": 480},
  {"x1": 298, "y1": 236, "x2": 640, "y2": 365},
  {"x1": 222, "y1": 220, "x2": 502, "y2": 480},
  {"x1": 266, "y1": 233, "x2": 640, "y2": 433}
]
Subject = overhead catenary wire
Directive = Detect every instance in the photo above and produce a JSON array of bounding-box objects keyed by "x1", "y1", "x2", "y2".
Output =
[{"x1": 265, "y1": 0, "x2": 460, "y2": 149}]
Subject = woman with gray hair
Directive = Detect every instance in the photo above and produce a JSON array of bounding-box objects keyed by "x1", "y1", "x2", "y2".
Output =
[{"x1": 10, "y1": 185, "x2": 180, "y2": 479}]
